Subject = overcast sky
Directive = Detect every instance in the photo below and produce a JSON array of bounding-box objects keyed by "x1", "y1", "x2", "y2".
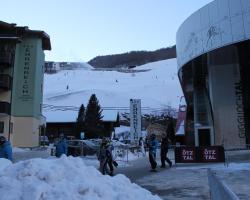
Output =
[{"x1": 0, "y1": 0, "x2": 212, "y2": 62}]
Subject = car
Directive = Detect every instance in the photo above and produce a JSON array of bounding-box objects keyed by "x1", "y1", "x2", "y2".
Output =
[{"x1": 67, "y1": 140, "x2": 100, "y2": 156}]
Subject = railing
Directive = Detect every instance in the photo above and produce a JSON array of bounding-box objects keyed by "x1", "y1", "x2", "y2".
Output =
[
  {"x1": 0, "y1": 101, "x2": 11, "y2": 115},
  {"x1": 223, "y1": 144, "x2": 250, "y2": 166},
  {"x1": 224, "y1": 144, "x2": 250, "y2": 151},
  {"x1": 66, "y1": 140, "x2": 100, "y2": 156},
  {"x1": 112, "y1": 145, "x2": 177, "y2": 164},
  {"x1": 117, "y1": 144, "x2": 250, "y2": 165},
  {"x1": 52, "y1": 142, "x2": 250, "y2": 167},
  {"x1": 113, "y1": 145, "x2": 130, "y2": 163},
  {"x1": 0, "y1": 74, "x2": 12, "y2": 91},
  {"x1": 207, "y1": 169, "x2": 239, "y2": 200}
]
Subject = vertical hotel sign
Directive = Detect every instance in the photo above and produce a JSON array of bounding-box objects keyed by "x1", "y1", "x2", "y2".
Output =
[
  {"x1": 13, "y1": 42, "x2": 36, "y2": 116},
  {"x1": 130, "y1": 99, "x2": 141, "y2": 141},
  {"x1": 20, "y1": 44, "x2": 33, "y2": 101}
]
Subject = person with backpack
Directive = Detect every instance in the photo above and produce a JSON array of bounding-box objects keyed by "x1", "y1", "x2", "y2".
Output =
[
  {"x1": 0, "y1": 136, "x2": 13, "y2": 161},
  {"x1": 55, "y1": 133, "x2": 68, "y2": 157},
  {"x1": 98, "y1": 138, "x2": 115, "y2": 176},
  {"x1": 148, "y1": 133, "x2": 158, "y2": 172},
  {"x1": 160, "y1": 134, "x2": 172, "y2": 168}
]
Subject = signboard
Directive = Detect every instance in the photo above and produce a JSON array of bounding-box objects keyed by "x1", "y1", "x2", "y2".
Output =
[
  {"x1": 130, "y1": 99, "x2": 141, "y2": 141},
  {"x1": 12, "y1": 39, "x2": 44, "y2": 117},
  {"x1": 200, "y1": 146, "x2": 224, "y2": 163},
  {"x1": 16, "y1": 43, "x2": 35, "y2": 102},
  {"x1": 175, "y1": 146, "x2": 225, "y2": 163},
  {"x1": 175, "y1": 147, "x2": 196, "y2": 163}
]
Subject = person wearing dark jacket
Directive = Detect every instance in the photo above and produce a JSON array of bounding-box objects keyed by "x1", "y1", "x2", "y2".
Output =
[
  {"x1": 148, "y1": 134, "x2": 158, "y2": 172},
  {"x1": 160, "y1": 134, "x2": 172, "y2": 168},
  {"x1": 55, "y1": 133, "x2": 68, "y2": 157},
  {"x1": 98, "y1": 138, "x2": 114, "y2": 175},
  {"x1": 107, "y1": 143, "x2": 114, "y2": 176},
  {"x1": 0, "y1": 136, "x2": 13, "y2": 161}
]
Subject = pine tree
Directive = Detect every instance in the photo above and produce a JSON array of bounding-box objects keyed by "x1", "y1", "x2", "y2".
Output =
[
  {"x1": 85, "y1": 94, "x2": 103, "y2": 138},
  {"x1": 75, "y1": 104, "x2": 85, "y2": 139}
]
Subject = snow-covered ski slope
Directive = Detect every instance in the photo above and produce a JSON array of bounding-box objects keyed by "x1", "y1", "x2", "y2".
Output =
[{"x1": 43, "y1": 58, "x2": 183, "y2": 122}]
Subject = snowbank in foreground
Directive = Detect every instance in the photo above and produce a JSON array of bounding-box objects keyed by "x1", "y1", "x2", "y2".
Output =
[{"x1": 0, "y1": 156, "x2": 161, "y2": 200}]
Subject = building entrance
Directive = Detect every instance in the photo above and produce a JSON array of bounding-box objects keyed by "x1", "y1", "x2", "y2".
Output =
[{"x1": 198, "y1": 129, "x2": 211, "y2": 146}]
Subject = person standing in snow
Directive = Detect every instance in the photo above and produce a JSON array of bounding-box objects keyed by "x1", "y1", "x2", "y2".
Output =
[
  {"x1": 160, "y1": 134, "x2": 172, "y2": 168},
  {"x1": 107, "y1": 139, "x2": 115, "y2": 176},
  {"x1": 98, "y1": 138, "x2": 114, "y2": 176},
  {"x1": 144, "y1": 137, "x2": 149, "y2": 152},
  {"x1": 139, "y1": 137, "x2": 145, "y2": 156},
  {"x1": 148, "y1": 134, "x2": 158, "y2": 172},
  {"x1": 0, "y1": 136, "x2": 13, "y2": 161},
  {"x1": 55, "y1": 133, "x2": 68, "y2": 157}
]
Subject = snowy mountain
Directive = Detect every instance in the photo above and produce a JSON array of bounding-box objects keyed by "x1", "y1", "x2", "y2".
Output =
[{"x1": 43, "y1": 58, "x2": 183, "y2": 122}]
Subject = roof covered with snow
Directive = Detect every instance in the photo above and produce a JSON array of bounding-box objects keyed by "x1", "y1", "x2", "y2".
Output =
[{"x1": 45, "y1": 109, "x2": 118, "y2": 123}]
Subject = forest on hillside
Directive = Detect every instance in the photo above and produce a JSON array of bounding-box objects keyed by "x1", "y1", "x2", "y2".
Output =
[{"x1": 88, "y1": 45, "x2": 176, "y2": 68}]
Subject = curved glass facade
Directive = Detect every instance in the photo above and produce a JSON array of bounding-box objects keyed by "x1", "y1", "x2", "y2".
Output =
[{"x1": 177, "y1": 0, "x2": 250, "y2": 147}]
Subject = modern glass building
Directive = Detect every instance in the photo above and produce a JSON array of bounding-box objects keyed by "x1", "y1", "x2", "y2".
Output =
[
  {"x1": 0, "y1": 21, "x2": 51, "y2": 147},
  {"x1": 176, "y1": 0, "x2": 250, "y2": 147}
]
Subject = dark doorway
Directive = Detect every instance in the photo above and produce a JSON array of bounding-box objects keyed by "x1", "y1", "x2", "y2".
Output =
[
  {"x1": 238, "y1": 41, "x2": 250, "y2": 144},
  {"x1": 198, "y1": 129, "x2": 211, "y2": 146}
]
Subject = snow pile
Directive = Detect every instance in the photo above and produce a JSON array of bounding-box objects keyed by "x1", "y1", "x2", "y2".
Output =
[
  {"x1": 0, "y1": 156, "x2": 161, "y2": 200},
  {"x1": 0, "y1": 158, "x2": 11, "y2": 172}
]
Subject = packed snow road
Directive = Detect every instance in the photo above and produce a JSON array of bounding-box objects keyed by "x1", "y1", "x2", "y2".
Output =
[
  {"x1": 116, "y1": 155, "x2": 250, "y2": 200},
  {"x1": 115, "y1": 157, "x2": 210, "y2": 200}
]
